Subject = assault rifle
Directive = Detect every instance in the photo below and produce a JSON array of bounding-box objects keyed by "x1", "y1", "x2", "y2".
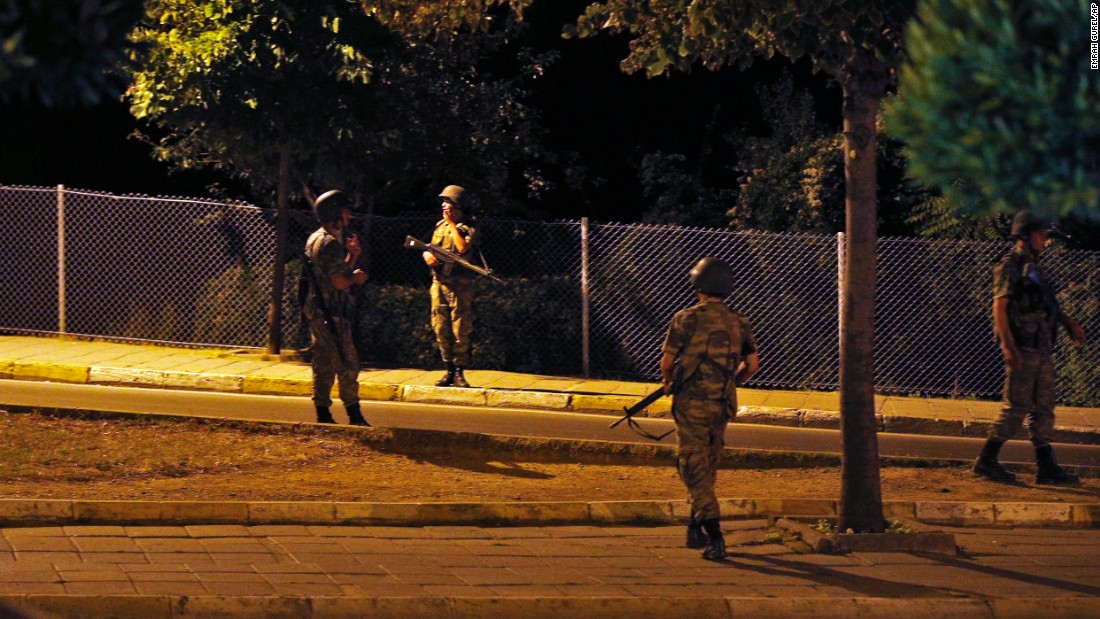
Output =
[
  {"x1": 609, "y1": 364, "x2": 682, "y2": 442},
  {"x1": 301, "y1": 254, "x2": 348, "y2": 365},
  {"x1": 404, "y1": 235, "x2": 504, "y2": 284}
]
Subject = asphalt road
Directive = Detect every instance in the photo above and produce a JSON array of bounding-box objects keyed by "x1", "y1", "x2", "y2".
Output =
[{"x1": 3, "y1": 379, "x2": 1100, "y2": 467}]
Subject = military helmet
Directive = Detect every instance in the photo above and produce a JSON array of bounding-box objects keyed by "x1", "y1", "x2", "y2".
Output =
[
  {"x1": 439, "y1": 185, "x2": 466, "y2": 206},
  {"x1": 689, "y1": 257, "x2": 734, "y2": 296},
  {"x1": 1010, "y1": 211, "x2": 1050, "y2": 239},
  {"x1": 313, "y1": 189, "x2": 350, "y2": 225}
]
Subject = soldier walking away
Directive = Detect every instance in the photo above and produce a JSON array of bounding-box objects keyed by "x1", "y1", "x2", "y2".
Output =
[
  {"x1": 422, "y1": 185, "x2": 479, "y2": 388},
  {"x1": 303, "y1": 190, "x2": 370, "y2": 426},
  {"x1": 973, "y1": 212, "x2": 1086, "y2": 483},
  {"x1": 660, "y1": 258, "x2": 760, "y2": 560}
]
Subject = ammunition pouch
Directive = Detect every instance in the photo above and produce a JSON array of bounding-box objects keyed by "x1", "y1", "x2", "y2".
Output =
[{"x1": 1011, "y1": 311, "x2": 1052, "y2": 351}]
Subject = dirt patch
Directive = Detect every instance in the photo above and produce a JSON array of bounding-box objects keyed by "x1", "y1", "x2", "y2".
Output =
[{"x1": 2, "y1": 410, "x2": 1098, "y2": 504}]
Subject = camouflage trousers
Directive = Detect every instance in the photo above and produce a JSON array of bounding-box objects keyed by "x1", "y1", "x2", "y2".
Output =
[
  {"x1": 308, "y1": 316, "x2": 359, "y2": 408},
  {"x1": 991, "y1": 348, "x2": 1056, "y2": 447},
  {"x1": 672, "y1": 396, "x2": 731, "y2": 523},
  {"x1": 431, "y1": 279, "x2": 474, "y2": 367}
]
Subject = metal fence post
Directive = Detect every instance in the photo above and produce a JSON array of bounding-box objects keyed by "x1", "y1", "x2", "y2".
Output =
[
  {"x1": 57, "y1": 184, "x2": 66, "y2": 335},
  {"x1": 837, "y1": 231, "x2": 845, "y2": 342},
  {"x1": 581, "y1": 217, "x2": 591, "y2": 377}
]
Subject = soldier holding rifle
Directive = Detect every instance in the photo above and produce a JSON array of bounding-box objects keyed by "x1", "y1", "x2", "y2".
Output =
[
  {"x1": 421, "y1": 185, "x2": 480, "y2": 388},
  {"x1": 660, "y1": 257, "x2": 760, "y2": 561},
  {"x1": 303, "y1": 190, "x2": 369, "y2": 426}
]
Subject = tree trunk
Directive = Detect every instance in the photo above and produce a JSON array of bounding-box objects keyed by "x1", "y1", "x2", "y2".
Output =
[
  {"x1": 266, "y1": 147, "x2": 291, "y2": 355},
  {"x1": 837, "y1": 62, "x2": 886, "y2": 533}
]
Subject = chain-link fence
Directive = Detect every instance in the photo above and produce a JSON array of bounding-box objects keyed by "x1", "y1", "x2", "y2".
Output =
[{"x1": 2, "y1": 184, "x2": 1098, "y2": 404}]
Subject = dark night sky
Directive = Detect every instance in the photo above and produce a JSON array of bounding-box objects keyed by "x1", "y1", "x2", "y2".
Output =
[{"x1": 0, "y1": 3, "x2": 840, "y2": 223}]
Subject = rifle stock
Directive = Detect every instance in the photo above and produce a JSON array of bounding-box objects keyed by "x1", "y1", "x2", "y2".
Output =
[
  {"x1": 610, "y1": 386, "x2": 666, "y2": 429},
  {"x1": 609, "y1": 385, "x2": 675, "y2": 442},
  {"x1": 404, "y1": 236, "x2": 504, "y2": 284}
]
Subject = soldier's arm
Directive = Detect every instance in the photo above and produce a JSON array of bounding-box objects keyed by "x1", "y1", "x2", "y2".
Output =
[
  {"x1": 993, "y1": 297, "x2": 1022, "y2": 369},
  {"x1": 659, "y1": 352, "x2": 678, "y2": 393},
  {"x1": 736, "y1": 316, "x2": 760, "y2": 385},
  {"x1": 736, "y1": 353, "x2": 760, "y2": 386},
  {"x1": 319, "y1": 239, "x2": 366, "y2": 291},
  {"x1": 331, "y1": 270, "x2": 367, "y2": 291},
  {"x1": 1065, "y1": 315, "x2": 1086, "y2": 347}
]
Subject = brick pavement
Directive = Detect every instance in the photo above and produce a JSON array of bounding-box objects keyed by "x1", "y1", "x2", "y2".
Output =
[{"x1": 0, "y1": 521, "x2": 1099, "y2": 617}]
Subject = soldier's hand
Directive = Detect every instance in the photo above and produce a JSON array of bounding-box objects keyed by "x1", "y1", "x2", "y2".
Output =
[
  {"x1": 1069, "y1": 319, "x2": 1086, "y2": 347},
  {"x1": 1002, "y1": 346, "x2": 1023, "y2": 371},
  {"x1": 346, "y1": 234, "x2": 362, "y2": 260},
  {"x1": 661, "y1": 379, "x2": 673, "y2": 395},
  {"x1": 352, "y1": 269, "x2": 368, "y2": 285},
  {"x1": 423, "y1": 251, "x2": 439, "y2": 266}
]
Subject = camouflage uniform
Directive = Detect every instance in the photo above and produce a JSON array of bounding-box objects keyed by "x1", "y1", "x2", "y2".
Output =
[
  {"x1": 305, "y1": 228, "x2": 359, "y2": 409},
  {"x1": 990, "y1": 246, "x2": 1058, "y2": 447},
  {"x1": 662, "y1": 300, "x2": 757, "y2": 523},
  {"x1": 429, "y1": 219, "x2": 479, "y2": 367}
]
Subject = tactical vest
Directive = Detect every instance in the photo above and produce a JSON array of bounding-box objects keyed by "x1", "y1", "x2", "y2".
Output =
[
  {"x1": 304, "y1": 230, "x2": 353, "y2": 320},
  {"x1": 430, "y1": 220, "x2": 477, "y2": 281},
  {"x1": 1005, "y1": 251, "x2": 1056, "y2": 351}
]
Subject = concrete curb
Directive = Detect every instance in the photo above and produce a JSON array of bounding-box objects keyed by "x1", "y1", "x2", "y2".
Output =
[
  {"x1": 2, "y1": 595, "x2": 1097, "y2": 619},
  {"x1": 9, "y1": 359, "x2": 1100, "y2": 445},
  {"x1": 1, "y1": 497, "x2": 1097, "y2": 528}
]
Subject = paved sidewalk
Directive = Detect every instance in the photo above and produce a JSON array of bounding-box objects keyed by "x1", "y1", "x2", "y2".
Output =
[
  {"x1": 1, "y1": 335, "x2": 1098, "y2": 443},
  {"x1": 1, "y1": 521, "x2": 1099, "y2": 618}
]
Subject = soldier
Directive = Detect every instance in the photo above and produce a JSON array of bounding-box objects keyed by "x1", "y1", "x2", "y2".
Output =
[
  {"x1": 303, "y1": 190, "x2": 369, "y2": 426},
  {"x1": 660, "y1": 257, "x2": 760, "y2": 561},
  {"x1": 973, "y1": 212, "x2": 1086, "y2": 483},
  {"x1": 422, "y1": 185, "x2": 479, "y2": 388}
]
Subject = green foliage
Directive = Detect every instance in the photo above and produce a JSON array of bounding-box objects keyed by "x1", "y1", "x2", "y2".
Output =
[
  {"x1": 354, "y1": 283, "x2": 437, "y2": 368},
  {"x1": 907, "y1": 196, "x2": 1009, "y2": 241},
  {"x1": 637, "y1": 151, "x2": 731, "y2": 228},
  {"x1": 886, "y1": 0, "x2": 1100, "y2": 221},
  {"x1": 468, "y1": 276, "x2": 582, "y2": 373},
  {"x1": 1056, "y1": 261, "x2": 1100, "y2": 406},
  {"x1": 355, "y1": 277, "x2": 583, "y2": 373},
  {"x1": 194, "y1": 265, "x2": 269, "y2": 347},
  {"x1": 567, "y1": 0, "x2": 914, "y2": 83},
  {"x1": 120, "y1": 302, "x2": 183, "y2": 342},
  {"x1": 126, "y1": 0, "x2": 553, "y2": 214},
  {"x1": 0, "y1": 0, "x2": 144, "y2": 106},
  {"x1": 728, "y1": 79, "x2": 933, "y2": 235}
]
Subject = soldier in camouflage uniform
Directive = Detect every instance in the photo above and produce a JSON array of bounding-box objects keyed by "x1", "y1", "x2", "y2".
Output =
[
  {"x1": 973, "y1": 212, "x2": 1086, "y2": 484},
  {"x1": 304, "y1": 190, "x2": 369, "y2": 426},
  {"x1": 660, "y1": 257, "x2": 760, "y2": 561},
  {"x1": 422, "y1": 185, "x2": 479, "y2": 388}
]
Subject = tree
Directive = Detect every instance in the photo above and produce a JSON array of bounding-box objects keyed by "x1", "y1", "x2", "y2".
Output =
[
  {"x1": 0, "y1": 0, "x2": 143, "y2": 106},
  {"x1": 129, "y1": 0, "x2": 401, "y2": 354},
  {"x1": 127, "y1": 0, "x2": 551, "y2": 352},
  {"x1": 568, "y1": 1, "x2": 917, "y2": 532},
  {"x1": 886, "y1": 0, "x2": 1100, "y2": 224}
]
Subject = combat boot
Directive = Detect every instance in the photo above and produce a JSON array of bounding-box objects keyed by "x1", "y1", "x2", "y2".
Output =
[
  {"x1": 315, "y1": 406, "x2": 336, "y2": 424},
  {"x1": 973, "y1": 438, "x2": 1016, "y2": 483},
  {"x1": 686, "y1": 524, "x2": 707, "y2": 549},
  {"x1": 1035, "y1": 445, "x2": 1079, "y2": 484},
  {"x1": 346, "y1": 404, "x2": 370, "y2": 427},
  {"x1": 435, "y1": 362, "x2": 456, "y2": 387},
  {"x1": 701, "y1": 536, "x2": 726, "y2": 561},
  {"x1": 453, "y1": 367, "x2": 470, "y2": 388},
  {"x1": 699, "y1": 518, "x2": 725, "y2": 561}
]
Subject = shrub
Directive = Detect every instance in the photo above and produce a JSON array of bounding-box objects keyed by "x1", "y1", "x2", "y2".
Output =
[{"x1": 354, "y1": 276, "x2": 584, "y2": 374}]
